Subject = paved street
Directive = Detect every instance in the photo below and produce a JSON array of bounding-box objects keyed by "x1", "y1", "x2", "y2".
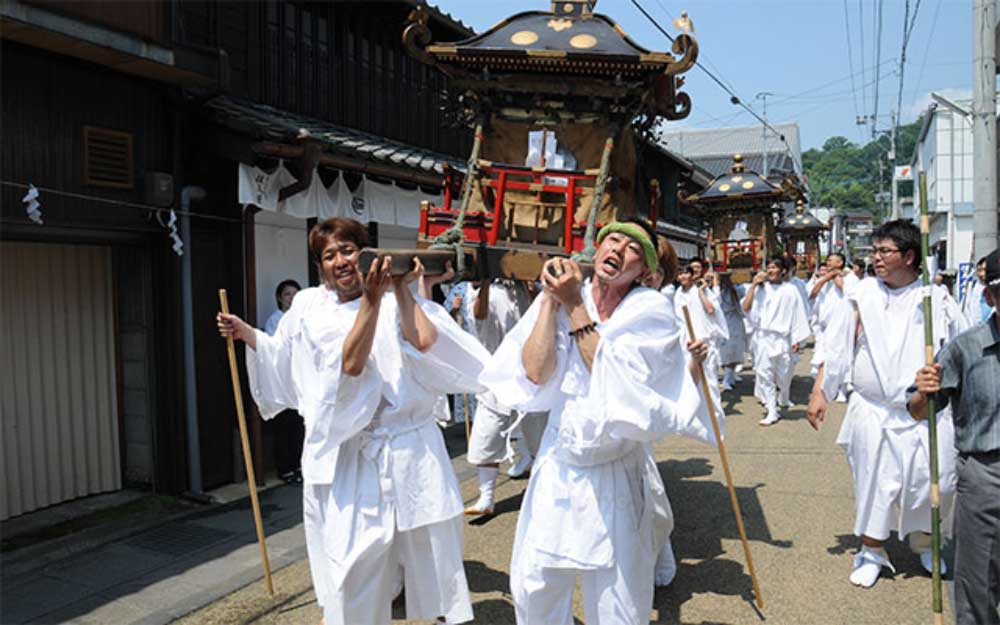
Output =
[{"x1": 173, "y1": 352, "x2": 955, "y2": 625}]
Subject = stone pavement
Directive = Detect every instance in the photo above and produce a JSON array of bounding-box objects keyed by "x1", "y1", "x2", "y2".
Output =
[{"x1": 2, "y1": 351, "x2": 962, "y2": 625}]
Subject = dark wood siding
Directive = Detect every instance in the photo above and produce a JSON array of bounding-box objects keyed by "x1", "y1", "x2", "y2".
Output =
[
  {"x1": 1, "y1": 42, "x2": 172, "y2": 231},
  {"x1": 25, "y1": 0, "x2": 166, "y2": 44},
  {"x1": 246, "y1": 2, "x2": 469, "y2": 158}
]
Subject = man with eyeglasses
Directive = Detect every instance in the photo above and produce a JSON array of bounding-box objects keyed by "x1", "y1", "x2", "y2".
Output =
[{"x1": 807, "y1": 219, "x2": 968, "y2": 589}]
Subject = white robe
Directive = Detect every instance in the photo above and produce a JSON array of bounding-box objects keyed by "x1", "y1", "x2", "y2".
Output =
[
  {"x1": 820, "y1": 278, "x2": 967, "y2": 540},
  {"x1": 718, "y1": 288, "x2": 747, "y2": 365},
  {"x1": 246, "y1": 286, "x2": 490, "y2": 624},
  {"x1": 463, "y1": 282, "x2": 536, "y2": 464},
  {"x1": 481, "y1": 283, "x2": 715, "y2": 625},
  {"x1": 674, "y1": 286, "x2": 729, "y2": 379},
  {"x1": 746, "y1": 282, "x2": 811, "y2": 415}
]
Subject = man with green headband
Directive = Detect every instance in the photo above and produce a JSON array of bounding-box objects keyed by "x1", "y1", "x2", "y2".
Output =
[{"x1": 479, "y1": 217, "x2": 720, "y2": 624}]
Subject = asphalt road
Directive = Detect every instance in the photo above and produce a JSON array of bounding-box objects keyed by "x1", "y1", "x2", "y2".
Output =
[{"x1": 175, "y1": 352, "x2": 954, "y2": 625}]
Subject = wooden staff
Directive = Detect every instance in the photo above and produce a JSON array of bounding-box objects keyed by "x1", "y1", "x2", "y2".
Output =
[
  {"x1": 917, "y1": 173, "x2": 944, "y2": 624},
  {"x1": 682, "y1": 306, "x2": 764, "y2": 610},
  {"x1": 463, "y1": 394, "x2": 472, "y2": 446},
  {"x1": 219, "y1": 289, "x2": 275, "y2": 596}
]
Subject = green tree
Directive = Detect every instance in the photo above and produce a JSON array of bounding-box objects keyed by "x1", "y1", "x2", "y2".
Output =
[{"x1": 803, "y1": 119, "x2": 923, "y2": 219}]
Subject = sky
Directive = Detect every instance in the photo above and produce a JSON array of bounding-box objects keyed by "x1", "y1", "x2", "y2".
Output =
[{"x1": 429, "y1": 0, "x2": 977, "y2": 151}]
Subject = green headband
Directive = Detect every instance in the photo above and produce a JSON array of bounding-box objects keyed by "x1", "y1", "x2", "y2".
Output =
[{"x1": 596, "y1": 222, "x2": 658, "y2": 273}]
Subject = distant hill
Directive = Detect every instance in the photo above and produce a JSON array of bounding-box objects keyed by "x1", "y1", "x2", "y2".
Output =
[{"x1": 803, "y1": 120, "x2": 922, "y2": 219}]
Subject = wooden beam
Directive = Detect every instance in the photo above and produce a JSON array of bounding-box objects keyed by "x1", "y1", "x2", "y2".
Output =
[{"x1": 252, "y1": 142, "x2": 447, "y2": 188}]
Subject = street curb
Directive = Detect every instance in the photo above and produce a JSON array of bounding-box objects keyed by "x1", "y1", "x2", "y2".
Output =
[{"x1": 1, "y1": 482, "x2": 287, "y2": 580}]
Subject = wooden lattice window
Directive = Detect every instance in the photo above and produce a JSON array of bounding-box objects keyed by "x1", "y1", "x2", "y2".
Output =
[{"x1": 83, "y1": 126, "x2": 134, "y2": 189}]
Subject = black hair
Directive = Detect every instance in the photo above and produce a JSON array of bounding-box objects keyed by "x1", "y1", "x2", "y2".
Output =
[
  {"x1": 767, "y1": 255, "x2": 788, "y2": 273},
  {"x1": 872, "y1": 219, "x2": 922, "y2": 271},
  {"x1": 866, "y1": 263, "x2": 876, "y2": 277},
  {"x1": 977, "y1": 256, "x2": 988, "y2": 267},
  {"x1": 275, "y1": 279, "x2": 302, "y2": 309},
  {"x1": 851, "y1": 260, "x2": 864, "y2": 271},
  {"x1": 827, "y1": 251, "x2": 846, "y2": 265}
]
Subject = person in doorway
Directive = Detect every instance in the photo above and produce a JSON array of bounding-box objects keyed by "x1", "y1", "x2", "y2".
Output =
[{"x1": 265, "y1": 279, "x2": 305, "y2": 484}]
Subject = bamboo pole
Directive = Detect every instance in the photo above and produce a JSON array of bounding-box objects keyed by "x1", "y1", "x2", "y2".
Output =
[
  {"x1": 219, "y1": 289, "x2": 275, "y2": 596},
  {"x1": 682, "y1": 306, "x2": 764, "y2": 610},
  {"x1": 918, "y1": 173, "x2": 944, "y2": 624}
]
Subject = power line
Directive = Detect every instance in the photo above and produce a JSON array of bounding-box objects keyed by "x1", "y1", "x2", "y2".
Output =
[
  {"x1": 628, "y1": 0, "x2": 800, "y2": 170},
  {"x1": 859, "y1": 0, "x2": 867, "y2": 116},
  {"x1": 843, "y1": 0, "x2": 862, "y2": 131},
  {"x1": 871, "y1": 0, "x2": 885, "y2": 137},
  {"x1": 908, "y1": 0, "x2": 943, "y2": 114}
]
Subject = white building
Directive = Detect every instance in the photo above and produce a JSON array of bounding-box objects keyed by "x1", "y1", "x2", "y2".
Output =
[{"x1": 910, "y1": 94, "x2": 975, "y2": 271}]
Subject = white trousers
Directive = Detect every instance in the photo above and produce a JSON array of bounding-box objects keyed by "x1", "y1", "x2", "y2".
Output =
[
  {"x1": 753, "y1": 343, "x2": 791, "y2": 415},
  {"x1": 467, "y1": 403, "x2": 547, "y2": 465},
  {"x1": 837, "y1": 393, "x2": 958, "y2": 541},
  {"x1": 511, "y1": 535, "x2": 656, "y2": 625},
  {"x1": 303, "y1": 485, "x2": 473, "y2": 625},
  {"x1": 779, "y1": 350, "x2": 800, "y2": 405}
]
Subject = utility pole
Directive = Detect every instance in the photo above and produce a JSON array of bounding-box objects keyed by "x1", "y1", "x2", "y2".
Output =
[
  {"x1": 889, "y1": 112, "x2": 899, "y2": 220},
  {"x1": 756, "y1": 92, "x2": 774, "y2": 179},
  {"x1": 972, "y1": 0, "x2": 998, "y2": 257}
]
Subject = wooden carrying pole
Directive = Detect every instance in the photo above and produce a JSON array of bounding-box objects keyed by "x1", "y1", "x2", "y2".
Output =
[
  {"x1": 219, "y1": 289, "x2": 275, "y2": 596},
  {"x1": 682, "y1": 306, "x2": 764, "y2": 610},
  {"x1": 918, "y1": 173, "x2": 945, "y2": 624},
  {"x1": 463, "y1": 394, "x2": 472, "y2": 445}
]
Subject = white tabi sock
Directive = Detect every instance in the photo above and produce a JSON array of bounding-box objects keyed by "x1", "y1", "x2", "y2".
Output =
[
  {"x1": 465, "y1": 466, "x2": 498, "y2": 514},
  {"x1": 507, "y1": 438, "x2": 533, "y2": 477}
]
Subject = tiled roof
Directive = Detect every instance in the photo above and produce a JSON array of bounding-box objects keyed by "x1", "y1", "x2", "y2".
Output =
[
  {"x1": 403, "y1": 0, "x2": 474, "y2": 37},
  {"x1": 684, "y1": 153, "x2": 797, "y2": 179},
  {"x1": 659, "y1": 122, "x2": 802, "y2": 173},
  {"x1": 778, "y1": 205, "x2": 827, "y2": 231},
  {"x1": 202, "y1": 95, "x2": 466, "y2": 175}
]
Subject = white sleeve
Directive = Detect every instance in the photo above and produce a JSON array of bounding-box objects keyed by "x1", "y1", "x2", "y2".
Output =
[
  {"x1": 819, "y1": 301, "x2": 857, "y2": 401},
  {"x1": 479, "y1": 295, "x2": 570, "y2": 412},
  {"x1": 403, "y1": 296, "x2": 491, "y2": 395},
  {"x1": 592, "y1": 326, "x2": 722, "y2": 445}
]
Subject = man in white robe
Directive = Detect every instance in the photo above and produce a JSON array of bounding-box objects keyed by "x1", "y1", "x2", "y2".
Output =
[
  {"x1": 481, "y1": 219, "x2": 719, "y2": 625},
  {"x1": 807, "y1": 219, "x2": 967, "y2": 588},
  {"x1": 674, "y1": 262, "x2": 729, "y2": 384},
  {"x1": 808, "y1": 253, "x2": 859, "y2": 397},
  {"x1": 742, "y1": 256, "x2": 811, "y2": 426},
  {"x1": 217, "y1": 217, "x2": 489, "y2": 625},
  {"x1": 463, "y1": 280, "x2": 545, "y2": 515},
  {"x1": 779, "y1": 256, "x2": 813, "y2": 407}
]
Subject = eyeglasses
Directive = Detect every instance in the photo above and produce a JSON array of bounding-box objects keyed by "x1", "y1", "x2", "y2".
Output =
[{"x1": 872, "y1": 247, "x2": 901, "y2": 257}]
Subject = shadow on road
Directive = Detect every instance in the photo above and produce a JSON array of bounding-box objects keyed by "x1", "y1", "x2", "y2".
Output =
[{"x1": 468, "y1": 492, "x2": 525, "y2": 527}]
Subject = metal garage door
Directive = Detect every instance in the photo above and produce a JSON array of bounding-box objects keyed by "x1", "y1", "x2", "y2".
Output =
[{"x1": 1, "y1": 241, "x2": 121, "y2": 520}]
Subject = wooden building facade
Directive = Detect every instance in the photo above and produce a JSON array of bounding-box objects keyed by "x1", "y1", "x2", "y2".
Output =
[{"x1": 1, "y1": 0, "x2": 471, "y2": 518}]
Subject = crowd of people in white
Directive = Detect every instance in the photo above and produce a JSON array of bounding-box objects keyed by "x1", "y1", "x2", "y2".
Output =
[{"x1": 217, "y1": 216, "x2": 1000, "y2": 625}]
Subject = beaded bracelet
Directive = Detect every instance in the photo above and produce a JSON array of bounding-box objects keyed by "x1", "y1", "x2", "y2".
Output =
[{"x1": 569, "y1": 322, "x2": 598, "y2": 338}]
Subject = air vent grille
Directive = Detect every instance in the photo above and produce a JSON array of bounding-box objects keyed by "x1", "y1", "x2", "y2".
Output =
[{"x1": 83, "y1": 126, "x2": 134, "y2": 189}]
